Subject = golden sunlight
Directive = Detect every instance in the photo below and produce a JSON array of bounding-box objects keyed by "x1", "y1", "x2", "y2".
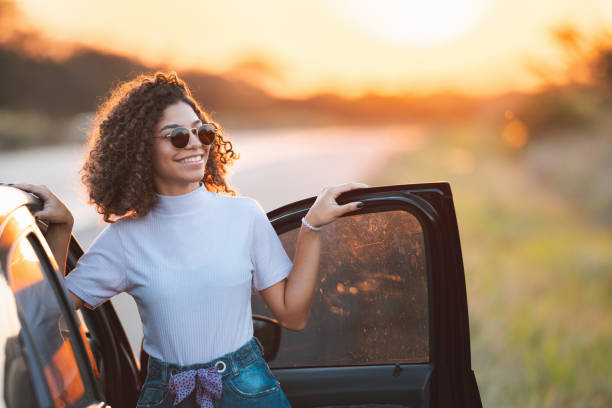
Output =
[
  {"x1": 11, "y1": 0, "x2": 612, "y2": 97},
  {"x1": 331, "y1": 0, "x2": 491, "y2": 46}
]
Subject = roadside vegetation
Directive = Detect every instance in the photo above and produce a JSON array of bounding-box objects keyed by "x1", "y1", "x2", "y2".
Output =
[{"x1": 372, "y1": 118, "x2": 612, "y2": 407}]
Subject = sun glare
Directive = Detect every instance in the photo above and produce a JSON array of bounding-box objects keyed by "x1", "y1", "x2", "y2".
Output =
[{"x1": 332, "y1": 0, "x2": 491, "y2": 46}]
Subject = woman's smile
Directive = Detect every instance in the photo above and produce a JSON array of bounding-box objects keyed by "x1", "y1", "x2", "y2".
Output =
[{"x1": 177, "y1": 154, "x2": 204, "y2": 164}]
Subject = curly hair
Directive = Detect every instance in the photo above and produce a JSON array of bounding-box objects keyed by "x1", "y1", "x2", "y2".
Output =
[{"x1": 81, "y1": 72, "x2": 239, "y2": 222}]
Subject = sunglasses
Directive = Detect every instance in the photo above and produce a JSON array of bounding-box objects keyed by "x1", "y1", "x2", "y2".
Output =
[{"x1": 157, "y1": 123, "x2": 218, "y2": 148}]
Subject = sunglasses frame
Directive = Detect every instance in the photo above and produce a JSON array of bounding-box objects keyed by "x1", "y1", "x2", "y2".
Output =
[{"x1": 155, "y1": 123, "x2": 218, "y2": 148}]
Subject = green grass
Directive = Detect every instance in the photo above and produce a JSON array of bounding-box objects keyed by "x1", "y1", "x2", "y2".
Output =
[{"x1": 372, "y1": 122, "x2": 612, "y2": 407}]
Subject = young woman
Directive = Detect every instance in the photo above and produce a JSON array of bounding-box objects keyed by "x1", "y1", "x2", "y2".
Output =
[{"x1": 15, "y1": 72, "x2": 366, "y2": 408}]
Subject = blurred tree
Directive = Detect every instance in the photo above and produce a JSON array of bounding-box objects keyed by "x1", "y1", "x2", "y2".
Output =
[
  {"x1": 592, "y1": 47, "x2": 612, "y2": 96},
  {"x1": 551, "y1": 25, "x2": 591, "y2": 85},
  {"x1": 517, "y1": 24, "x2": 612, "y2": 135}
]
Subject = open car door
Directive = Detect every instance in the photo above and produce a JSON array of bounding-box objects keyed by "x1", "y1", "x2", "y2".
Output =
[
  {"x1": 1, "y1": 186, "x2": 134, "y2": 408},
  {"x1": 0, "y1": 186, "x2": 140, "y2": 408},
  {"x1": 253, "y1": 183, "x2": 482, "y2": 408},
  {"x1": 65, "y1": 236, "x2": 141, "y2": 408}
]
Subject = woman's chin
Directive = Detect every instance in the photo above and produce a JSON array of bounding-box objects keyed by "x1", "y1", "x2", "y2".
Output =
[{"x1": 179, "y1": 166, "x2": 206, "y2": 181}]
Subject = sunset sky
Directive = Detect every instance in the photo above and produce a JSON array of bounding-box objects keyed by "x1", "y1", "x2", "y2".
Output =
[{"x1": 13, "y1": 0, "x2": 612, "y2": 98}]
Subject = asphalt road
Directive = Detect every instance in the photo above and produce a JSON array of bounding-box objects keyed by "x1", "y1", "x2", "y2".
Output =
[{"x1": 1, "y1": 125, "x2": 426, "y2": 358}]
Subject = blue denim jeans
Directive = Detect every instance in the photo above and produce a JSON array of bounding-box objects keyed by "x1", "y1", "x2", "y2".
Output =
[{"x1": 136, "y1": 337, "x2": 291, "y2": 408}]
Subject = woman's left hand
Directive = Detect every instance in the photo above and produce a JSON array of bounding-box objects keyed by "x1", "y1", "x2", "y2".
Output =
[{"x1": 304, "y1": 182, "x2": 369, "y2": 228}]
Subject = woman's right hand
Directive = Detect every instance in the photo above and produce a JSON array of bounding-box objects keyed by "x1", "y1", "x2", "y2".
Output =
[{"x1": 11, "y1": 184, "x2": 74, "y2": 226}]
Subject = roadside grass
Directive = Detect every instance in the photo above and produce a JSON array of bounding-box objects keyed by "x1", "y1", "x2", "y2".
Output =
[{"x1": 371, "y1": 122, "x2": 612, "y2": 407}]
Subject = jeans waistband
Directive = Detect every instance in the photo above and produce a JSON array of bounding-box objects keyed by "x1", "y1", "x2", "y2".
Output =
[{"x1": 147, "y1": 337, "x2": 264, "y2": 381}]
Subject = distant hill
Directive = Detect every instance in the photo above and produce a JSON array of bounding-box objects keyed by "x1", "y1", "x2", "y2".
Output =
[
  {"x1": 0, "y1": 46, "x2": 277, "y2": 117},
  {"x1": 0, "y1": 43, "x2": 506, "y2": 126}
]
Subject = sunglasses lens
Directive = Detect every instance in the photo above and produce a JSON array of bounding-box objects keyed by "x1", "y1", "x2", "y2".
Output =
[
  {"x1": 169, "y1": 128, "x2": 190, "y2": 148},
  {"x1": 197, "y1": 124, "x2": 217, "y2": 145}
]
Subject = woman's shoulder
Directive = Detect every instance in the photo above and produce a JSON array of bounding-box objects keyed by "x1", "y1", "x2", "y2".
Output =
[
  {"x1": 213, "y1": 193, "x2": 262, "y2": 212},
  {"x1": 215, "y1": 195, "x2": 269, "y2": 223},
  {"x1": 97, "y1": 214, "x2": 145, "y2": 238}
]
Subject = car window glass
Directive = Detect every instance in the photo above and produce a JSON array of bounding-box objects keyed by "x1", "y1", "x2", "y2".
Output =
[
  {"x1": 9, "y1": 234, "x2": 89, "y2": 407},
  {"x1": 253, "y1": 210, "x2": 429, "y2": 368},
  {"x1": 74, "y1": 309, "x2": 100, "y2": 380},
  {"x1": 1, "y1": 270, "x2": 42, "y2": 408}
]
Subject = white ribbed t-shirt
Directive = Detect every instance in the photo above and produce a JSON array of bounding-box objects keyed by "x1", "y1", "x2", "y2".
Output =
[{"x1": 64, "y1": 185, "x2": 293, "y2": 365}]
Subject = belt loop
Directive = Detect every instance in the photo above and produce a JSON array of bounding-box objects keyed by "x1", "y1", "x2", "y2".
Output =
[
  {"x1": 164, "y1": 361, "x2": 172, "y2": 383},
  {"x1": 149, "y1": 356, "x2": 166, "y2": 382},
  {"x1": 253, "y1": 336, "x2": 264, "y2": 355},
  {"x1": 230, "y1": 353, "x2": 240, "y2": 376}
]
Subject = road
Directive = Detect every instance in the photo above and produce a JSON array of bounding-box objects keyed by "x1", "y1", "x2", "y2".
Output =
[{"x1": 0, "y1": 124, "x2": 426, "y2": 358}]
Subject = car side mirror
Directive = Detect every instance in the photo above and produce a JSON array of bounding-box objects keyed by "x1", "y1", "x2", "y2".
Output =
[{"x1": 253, "y1": 315, "x2": 281, "y2": 363}]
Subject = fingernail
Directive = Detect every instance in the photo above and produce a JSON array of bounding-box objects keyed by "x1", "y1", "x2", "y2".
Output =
[{"x1": 357, "y1": 202, "x2": 365, "y2": 208}]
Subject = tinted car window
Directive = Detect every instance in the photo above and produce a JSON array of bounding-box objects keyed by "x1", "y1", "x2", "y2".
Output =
[
  {"x1": 253, "y1": 210, "x2": 429, "y2": 367},
  {"x1": 9, "y1": 234, "x2": 89, "y2": 407},
  {"x1": 2, "y1": 268, "x2": 41, "y2": 408}
]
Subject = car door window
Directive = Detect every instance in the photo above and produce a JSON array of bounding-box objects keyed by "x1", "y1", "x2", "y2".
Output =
[
  {"x1": 8, "y1": 233, "x2": 94, "y2": 407},
  {"x1": 253, "y1": 209, "x2": 429, "y2": 367},
  {"x1": 2, "y1": 267, "x2": 43, "y2": 408}
]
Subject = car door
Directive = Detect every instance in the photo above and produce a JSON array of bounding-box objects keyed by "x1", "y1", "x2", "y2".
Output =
[
  {"x1": 0, "y1": 186, "x2": 109, "y2": 408},
  {"x1": 64, "y1": 237, "x2": 142, "y2": 408},
  {"x1": 0, "y1": 186, "x2": 140, "y2": 408},
  {"x1": 253, "y1": 183, "x2": 482, "y2": 408}
]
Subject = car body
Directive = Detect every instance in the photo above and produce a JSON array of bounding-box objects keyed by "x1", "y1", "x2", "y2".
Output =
[{"x1": 0, "y1": 183, "x2": 482, "y2": 408}]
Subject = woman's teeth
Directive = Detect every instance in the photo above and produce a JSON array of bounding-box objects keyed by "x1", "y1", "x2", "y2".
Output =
[{"x1": 180, "y1": 156, "x2": 202, "y2": 163}]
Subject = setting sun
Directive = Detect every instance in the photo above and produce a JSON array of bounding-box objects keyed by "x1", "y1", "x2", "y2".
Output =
[{"x1": 330, "y1": 0, "x2": 491, "y2": 46}]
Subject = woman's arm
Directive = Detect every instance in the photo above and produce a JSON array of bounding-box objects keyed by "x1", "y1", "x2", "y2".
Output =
[
  {"x1": 13, "y1": 184, "x2": 84, "y2": 309},
  {"x1": 45, "y1": 221, "x2": 74, "y2": 277},
  {"x1": 259, "y1": 182, "x2": 367, "y2": 331}
]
